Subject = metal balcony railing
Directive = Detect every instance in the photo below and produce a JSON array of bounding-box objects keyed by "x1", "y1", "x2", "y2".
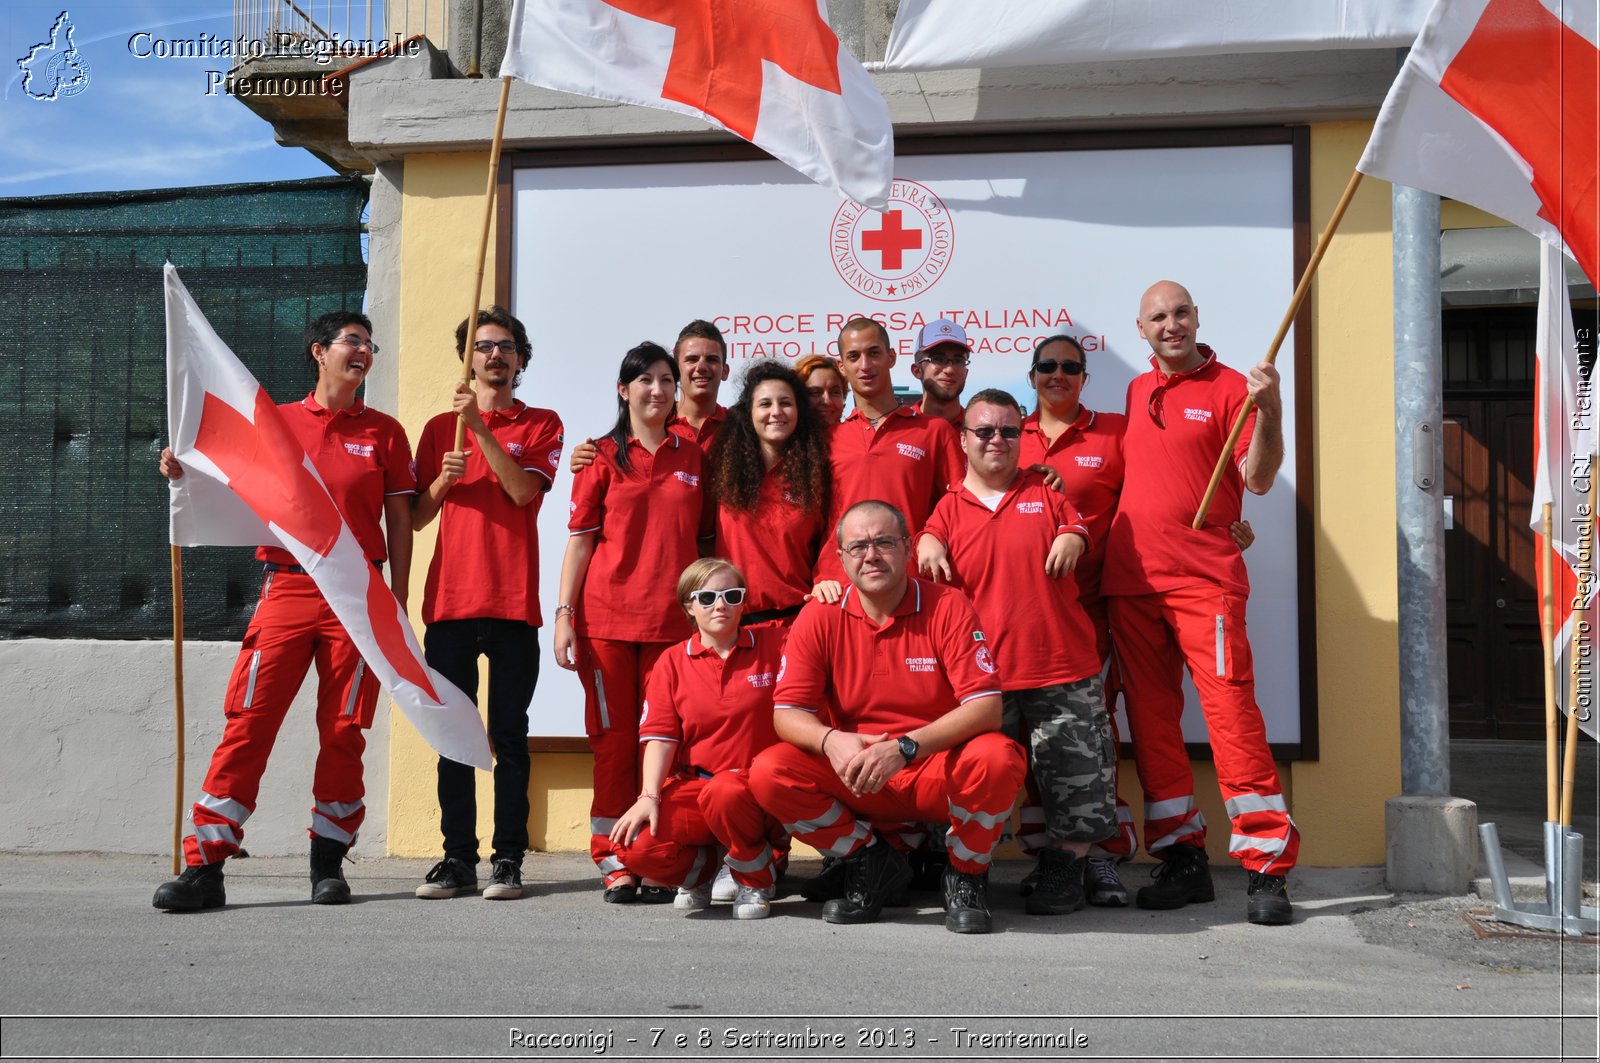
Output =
[{"x1": 232, "y1": 0, "x2": 450, "y2": 65}]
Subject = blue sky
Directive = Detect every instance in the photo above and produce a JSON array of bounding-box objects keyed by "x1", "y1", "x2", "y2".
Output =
[{"x1": 3, "y1": 0, "x2": 332, "y2": 198}]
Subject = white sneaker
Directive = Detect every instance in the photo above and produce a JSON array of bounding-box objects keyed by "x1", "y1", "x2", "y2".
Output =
[
  {"x1": 711, "y1": 862, "x2": 738, "y2": 902},
  {"x1": 674, "y1": 882, "x2": 712, "y2": 910},
  {"x1": 731, "y1": 884, "x2": 772, "y2": 920}
]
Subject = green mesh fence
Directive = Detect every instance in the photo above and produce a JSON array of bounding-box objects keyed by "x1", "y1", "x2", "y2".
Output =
[{"x1": 0, "y1": 176, "x2": 369, "y2": 640}]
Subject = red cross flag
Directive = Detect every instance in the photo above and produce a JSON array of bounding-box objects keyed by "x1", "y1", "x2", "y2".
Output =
[
  {"x1": 500, "y1": 0, "x2": 893, "y2": 208},
  {"x1": 1357, "y1": 0, "x2": 1598, "y2": 287},
  {"x1": 164, "y1": 264, "x2": 493, "y2": 770},
  {"x1": 1531, "y1": 243, "x2": 1598, "y2": 740}
]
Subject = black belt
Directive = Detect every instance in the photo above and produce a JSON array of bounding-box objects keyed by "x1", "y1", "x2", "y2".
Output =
[
  {"x1": 264, "y1": 560, "x2": 383, "y2": 574},
  {"x1": 742, "y1": 604, "x2": 802, "y2": 625}
]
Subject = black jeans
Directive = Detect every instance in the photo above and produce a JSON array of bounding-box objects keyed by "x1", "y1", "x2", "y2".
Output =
[{"x1": 423, "y1": 618, "x2": 540, "y2": 864}]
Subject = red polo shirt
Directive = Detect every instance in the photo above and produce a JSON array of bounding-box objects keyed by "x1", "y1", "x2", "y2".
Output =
[
  {"x1": 259, "y1": 394, "x2": 415, "y2": 566},
  {"x1": 1019, "y1": 406, "x2": 1126, "y2": 605},
  {"x1": 667, "y1": 405, "x2": 726, "y2": 463},
  {"x1": 922, "y1": 470, "x2": 1100, "y2": 690},
  {"x1": 714, "y1": 458, "x2": 825, "y2": 615},
  {"x1": 1103, "y1": 345, "x2": 1256, "y2": 597},
  {"x1": 639, "y1": 626, "x2": 784, "y2": 774},
  {"x1": 568, "y1": 433, "x2": 708, "y2": 642},
  {"x1": 774, "y1": 577, "x2": 1002, "y2": 736},
  {"x1": 819, "y1": 405, "x2": 964, "y2": 580},
  {"x1": 911, "y1": 398, "x2": 964, "y2": 428},
  {"x1": 415, "y1": 401, "x2": 564, "y2": 626}
]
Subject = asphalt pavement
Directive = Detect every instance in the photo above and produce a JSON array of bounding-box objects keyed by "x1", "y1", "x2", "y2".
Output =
[{"x1": 1, "y1": 851, "x2": 1595, "y2": 1062}]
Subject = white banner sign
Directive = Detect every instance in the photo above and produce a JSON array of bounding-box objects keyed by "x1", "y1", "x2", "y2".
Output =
[{"x1": 512, "y1": 143, "x2": 1303, "y2": 747}]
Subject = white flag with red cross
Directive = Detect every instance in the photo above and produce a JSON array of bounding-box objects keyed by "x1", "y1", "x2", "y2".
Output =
[
  {"x1": 1531, "y1": 243, "x2": 1599, "y2": 740},
  {"x1": 500, "y1": 0, "x2": 894, "y2": 208},
  {"x1": 1357, "y1": 0, "x2": 1598, "y2": 287},
  {"x1": 163, "y1": 264, "x2": 492, "y2": 770},
  {"x1": 882, "y1": 0, "x2": 1430, "y2": 71}
]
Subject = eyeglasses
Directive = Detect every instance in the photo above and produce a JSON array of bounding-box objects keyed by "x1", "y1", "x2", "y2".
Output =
[
  {"x1": 687, "y1": 587, "x2": 746, "y2": 608},
  {"x1": 1031, "y1": 359, "x2": 1083, "y2": 376},
  {"x1": 963, "y1": 425, "x2": 1022, "y2": 442},
  {"x1": 919, "y1": 353, "x2": 969, "y2": 368},
  {"x1": 841, "y1": 535, "x2": 907, "y2": 559},
  {"x1": 331, "y1": 334, "x2": 379, "y2": 355},
  {"x1": 473, "y1": 340, "x2": 520, "y2": 356}
]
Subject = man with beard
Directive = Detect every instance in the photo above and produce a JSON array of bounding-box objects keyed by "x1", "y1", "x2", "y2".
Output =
[
  {"x1": 909, "y1": 317, "x2": 971, "y2": 427},
  {"x1": 411, "y1": 307, "x2": 564, "y2": 902}
]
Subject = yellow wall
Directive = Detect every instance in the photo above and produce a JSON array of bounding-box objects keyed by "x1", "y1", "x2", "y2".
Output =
[
  {"x1": 389, "y1": 125, "x2": 1406, "y2": 866},
  {"x1": 387, "y1": 152, "x2": 504, "y2": 858},
  {"x1": 1282, "y1": 121, "x2": 1402, "y2": 865}
]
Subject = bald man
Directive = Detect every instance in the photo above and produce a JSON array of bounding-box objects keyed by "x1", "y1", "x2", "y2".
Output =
[{"x1": 1101, "y1": 280, "x2": 1297, "y2": 926}]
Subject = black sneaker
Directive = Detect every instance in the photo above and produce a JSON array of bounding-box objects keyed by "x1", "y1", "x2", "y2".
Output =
[
  {"x1": 415, "y1": 857, "x2": 477, "y2": 899},
  {"x1": 1246, "y1": 870, "x2": 1294, "y2": 925},
  {"x1": 1135, "y1": 845, "x2": 1215, "y2": 910},
  {"x1": 152, "y1": 863, "x2": 225, "y2": 911},
  {"x1": 942, "y1": 866, "x2": 993, "y2": 934},
  {"x1": 1025, "y1": 848, "x2": 1086, "y2": 916},
  {"x1": 483, "y1": 858, "x2": 523, "y2": 900},
  {"x1": 821, "y1": 841, "x2": 912, "y2": 925},
  {"x1": 1084, "y1": 856, "x2": 1130, "y2": 907},
  {"x1": 636, "y1": 885, "x2": 675, "y2": 904}
]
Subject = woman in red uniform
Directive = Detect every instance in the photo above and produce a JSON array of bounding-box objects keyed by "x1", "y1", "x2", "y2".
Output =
[
  {"x1": 152, "y1": 310, "x2": 414, "y2": 911},
  {"x1": 555, "y1": 341, "x2": 709, "y2": 903},
  {"x1": 710, "y1": 361, "x2": 831, "y2": 629},
  {"x1": 609, "y1": 558, "x2": 787, "y2": 919},
  {"x1": 795, "y1": 353, "x2": 847, "y2": 426}
]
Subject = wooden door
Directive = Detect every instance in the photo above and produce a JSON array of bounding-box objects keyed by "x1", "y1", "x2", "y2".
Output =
[{"x1": 1442, "y1": 309, "x2": 1543, "y2": 739}]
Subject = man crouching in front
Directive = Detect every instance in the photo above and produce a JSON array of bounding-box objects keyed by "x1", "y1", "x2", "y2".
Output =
[{"x1": 747, "y1": 500, "x2": 1026, "y2": 933}]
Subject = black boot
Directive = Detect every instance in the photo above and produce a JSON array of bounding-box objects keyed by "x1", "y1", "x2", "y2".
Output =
[
  {"x1": 942, "y1": 866, "x2": 993, "y2": 934},
  {"x1": 1135, "y1": 844, "x2": 1215, "y2": 910},
  {"x1": 152, "y1": 863, "x2": 225, "y2": 911},
  {"x1": 309, "y1": 837, "x2": 351, "y2": 905},
  {"x1": 821, "y1": 840, "x2": 912, "y2": 925},
  {"x1": 1246, "y1": 870, "x2": 1294, "y2": 925}
]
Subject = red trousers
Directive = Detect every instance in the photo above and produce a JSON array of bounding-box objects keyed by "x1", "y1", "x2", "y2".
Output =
[
  {"x1": 1016, "y1": 589, "x2": 1138, "y2": 860},
  {"x1": 620, "y1": 773, "x2": 788, "y2": 889},
  {"x1": 748, "y1": 734, "x2": 1026, "y2": 875},
  {"x1": 185, "y1": 569, "x2": 378, "y2": 867},
  {"x1": 1107, "y1": 586, "x2": 1299, "y2": 873},
  {"x1": 578, "y1": 636, "x2": 671, "y2": 885}
]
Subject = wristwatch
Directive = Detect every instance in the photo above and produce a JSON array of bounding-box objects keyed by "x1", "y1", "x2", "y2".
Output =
[{"x1": 897, "y1": 735, "x2": 920, "y2": 763}]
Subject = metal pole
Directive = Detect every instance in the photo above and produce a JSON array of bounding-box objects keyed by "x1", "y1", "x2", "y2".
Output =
[{"x1": 1393, "y1": 183, "x2": 1449, "y2": 797}]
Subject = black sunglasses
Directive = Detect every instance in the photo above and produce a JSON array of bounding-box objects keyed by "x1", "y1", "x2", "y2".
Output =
[
  {"x1": 1031, "y1": 359, "x2": 1085, "y2": 376},
  {"x1": 963, "y1": 425, "x2": 1022, "y2": 442}
]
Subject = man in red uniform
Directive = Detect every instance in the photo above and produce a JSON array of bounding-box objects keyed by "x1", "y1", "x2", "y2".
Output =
[
  {"x1": 666, "y1": 319, "x2": 729, "y2": 458},
  {"x1": 152, "y1": 311, "x2": 415, "y2": 910},
  {"x1": 818, "y1": 317, "x2": 964, "y2": 584},
  {"x1": 1103, "y1": 279, "x2": 1297, "y2": 926},
  {"x1": 919, "y1": 388, "x2": 1114, "y2": 917},
  {"x1": 410, "y1": 307, "x2": 563, "y2": 902},
  {"x1": 909, "y1": 317, "x2": 970, "y2": 426},
  {"x1": 748, "y1": 500, "x2": 1027, "y2": 934}
]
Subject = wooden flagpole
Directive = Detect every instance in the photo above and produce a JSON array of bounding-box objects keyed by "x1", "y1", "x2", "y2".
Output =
[
  {"x1": 1541, "y1": 503, "x2": 1560, "y2": 823},
  {"x1": 1191, "y1": 169, "x2": 1365, "y2": 529},
  {"x1": 454, "y1": 75, "x2": 515, "y2": 452},
  {"x1": 170, "y1": 544, "x2": 187, "y2": 876},
  {"x1": 1560, "y1": 475, "x2": 1596, "y2": 826}
]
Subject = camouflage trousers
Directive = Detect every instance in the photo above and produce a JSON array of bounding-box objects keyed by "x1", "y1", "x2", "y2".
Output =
[{"x1": 1002, "y1": 675, "x2": 1117, "y2": 844}]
